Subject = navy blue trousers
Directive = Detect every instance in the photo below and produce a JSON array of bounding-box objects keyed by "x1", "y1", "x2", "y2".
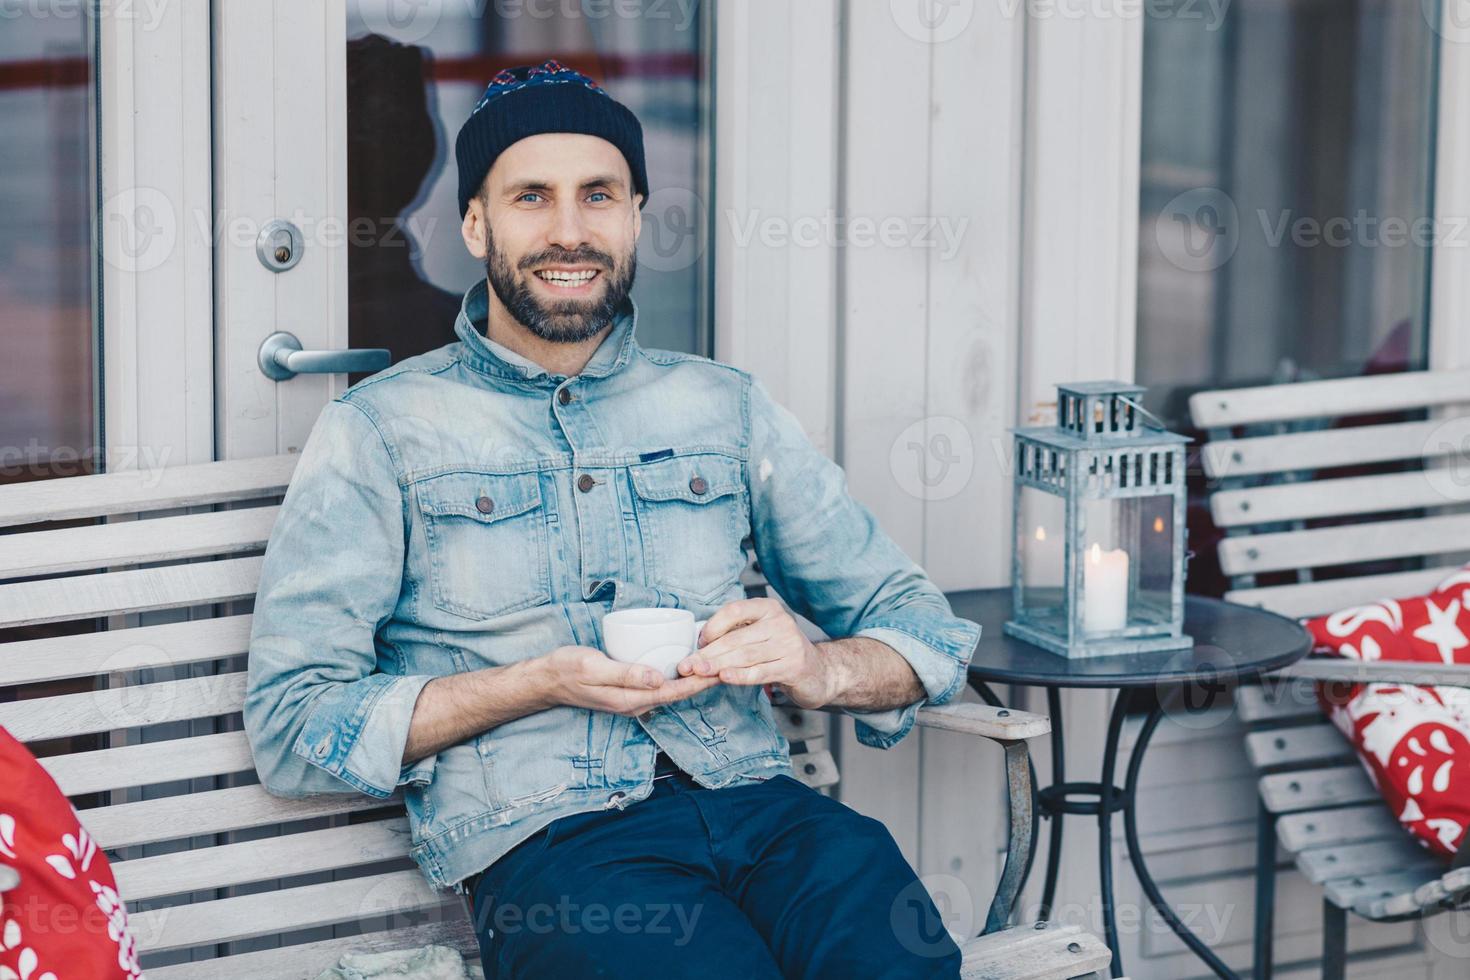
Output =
[{"x1": 469, "y1": 763, "x2": 962, "y2": 978}]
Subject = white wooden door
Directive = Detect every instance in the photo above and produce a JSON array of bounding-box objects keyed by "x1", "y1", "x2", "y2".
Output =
[{"x1": 210, "y1": 0, "x2": 713, "y2": 456}]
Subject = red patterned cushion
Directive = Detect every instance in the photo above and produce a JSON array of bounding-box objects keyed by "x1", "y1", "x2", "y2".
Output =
[
  {"x1": 0, "y1": 725, "x2": 143, "y2": 979},
  {"x1": 1304, "y1": 564, "x2": 1470, "y2": 859}
]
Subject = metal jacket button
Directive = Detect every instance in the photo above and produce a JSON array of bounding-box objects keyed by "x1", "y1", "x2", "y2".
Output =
[
  {"x1": 689, "y1": 475, "x2": 708, "y2": 495},
  {"x1": 557, "y1": 388, "x2": 573, "y2": 405},
  {"x1": 577, "y1": 473, "x2": 596, "y2": 493},
  {"x1": 475, "y1": 495, "x2": 495, "y2": 514}
]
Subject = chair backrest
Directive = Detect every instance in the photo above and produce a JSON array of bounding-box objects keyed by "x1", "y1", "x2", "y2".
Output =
[
  {"x1": 0, "y1": 455, "x2": 834, "y2": 976},
  {"x1": 1189, "y1": 368, "x2": 1470, "y2": 621}
]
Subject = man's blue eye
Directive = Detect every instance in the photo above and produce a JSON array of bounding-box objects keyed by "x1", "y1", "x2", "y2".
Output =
[
  {"x1": 588, "y1": 192, "x2": 609, "y2": 203},
  {"x1": 519, "y1": 193, "x2": 543, "y2": 203}
]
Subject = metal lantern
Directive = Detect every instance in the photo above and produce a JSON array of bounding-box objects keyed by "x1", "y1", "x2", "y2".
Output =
[{"x1": 1004, "y1": 381, "x2": 1192, "y2": 658}]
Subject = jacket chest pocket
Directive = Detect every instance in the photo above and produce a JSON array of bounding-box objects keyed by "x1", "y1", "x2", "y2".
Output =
[
  {"x1": 415, "y1": 470, "x2": 551, "y2": 620},
  {"x1": 629, "y1": 453, "x2": 749, "y2": 605}
]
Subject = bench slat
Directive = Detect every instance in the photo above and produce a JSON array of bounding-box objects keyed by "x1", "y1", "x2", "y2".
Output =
[
  {"x1": 0, "y1": 555, "x2": 263, "y2": 628},
  {"x1": 1200, "y1": 419, "x2": 1460, "y2": 479},
  {"x1": 1295, "y1": 837, "x2": 1441, "y2": 884},
  {"x1": 773, "y1": 707, "x2": 827, "y2": 742},
  {"x1": 114, "y1": 816, "x2": 412, "y2": 902},
  {"x1": 1244, "y1": 723, "x2": 1353, "y2": 770},
  {"x1": 142, "y1": 919, "x2": 479, "y2": 980},
  {"x1": 1322, "y1": 867, "x2": 1451, "y2": 915},
  {"x1": 130, "y1": 868, "x2": 453, "y2": 954},
  {"x1": 1227, "y1": 566, "x2": 1464, "y2": 620},
  {"x1": 1365, "y1": 866, "x2": 1470, "y2": 919},
  {"x1": 0, "y1": 672, "x2": 247, "y2": 742},
  {"x1": 82, "y1": 783, "x2": 402, "y2": 851},
  {"x1": 0, "y1": 614, "x2": 253, "y2": 687},
  {"x1": 1189, "y1": 369, "x2": 1470, "y2": 428},
  {"x1": 1219, "y1": 513, "x2": 1470, "y2": 576},
  {"x1": 1259, "y1": 765, "x2": 1378, "y2": 814},
  {"x1": 958, "y1": 922, "x2": 1112, "y2": 979},
  {"x1": 0, "y1": 454, "x2": 296, "y2": 529},
  {"x1": 1278, "y1": 659, "x2": 1470, "y2": 687},
  {"x1": 0, "y1": 505, "x2": 279, "y2": 579},
  {"x1": 41, "y1": 730, "x2": 255, "y2": 796},
  {"x1": 1234, "y1": 684, "x2": 1320, "y2": 725},
  {"x1": 1211, "y1": 469, "x2": 1470, "y2": 527},
  {"x1": 1275, "y1": 804, "x2": 1402, "y2": 852},
  {"x1": 790, "y1": 749, "x2": 839, "y2": 789}
]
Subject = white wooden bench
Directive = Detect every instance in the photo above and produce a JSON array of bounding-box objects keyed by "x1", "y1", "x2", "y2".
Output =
[
  {"x1": 1190, "y1": 369, "x2": 1470, "y2": 980},
  {"x1": 0, "y1": 453, "x2": 1110, "y2": 979}
]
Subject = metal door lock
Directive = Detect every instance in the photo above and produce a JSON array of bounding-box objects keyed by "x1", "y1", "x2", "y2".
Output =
[{"x1": 256, "y1": 219, "x2": 305, "y2": 273}]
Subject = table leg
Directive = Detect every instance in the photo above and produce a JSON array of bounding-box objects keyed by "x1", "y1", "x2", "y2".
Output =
[
  {"x1": 1122, "y1": 697, "x2": 1240, "y2": 979},
  {"x1": 1097, "y1": 687, "x2": 1133, "y2": 977},
  {"x1": 1040, "y1": 686, "x2": 1065, "y2": 921}
]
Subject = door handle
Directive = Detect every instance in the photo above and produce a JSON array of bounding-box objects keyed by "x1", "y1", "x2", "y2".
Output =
[{"x1": 257, "y1": 331, "x2": 390, "y2": 381}]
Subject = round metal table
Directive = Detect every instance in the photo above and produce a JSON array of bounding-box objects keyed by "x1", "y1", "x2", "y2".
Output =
[{"x1": 947, "y1": 588, "x2": 1312, "y2": 980}]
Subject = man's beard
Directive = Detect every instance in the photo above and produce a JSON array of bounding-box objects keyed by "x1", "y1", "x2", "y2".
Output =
[{"x1": 484, "y1": 230, "x2": 637, "y2": 344}]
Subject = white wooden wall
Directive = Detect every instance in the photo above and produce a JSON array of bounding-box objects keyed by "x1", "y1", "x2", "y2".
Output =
[{"x1": 716, "y1": 1, "x2": 1470, "y2": 975}]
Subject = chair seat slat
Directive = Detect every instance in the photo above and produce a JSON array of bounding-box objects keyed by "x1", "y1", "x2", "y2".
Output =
[
  {"x1": 1322, "y1": 867, "x2": 1450, "y2": 916},
  {"x1": 1259, "y1": 765, "x2": 1378, "y2": 814},
  {"x1": 0, "y1": 614, "x2": 253, "y2": 687},
  {"x1": 958, "y1": 922, "x2": 1112, "y2": 979},
  {"x1": 1212, "y1": 469, "x2": 1470, "y2": 527},
  {"x1": 129, "y1": 868, "x2": 452, "y2": 955},
  {"x1": 1189, "y1": 369, "x2": 1470, "y2": 428},
  {"x1": 0, "y1": 505, "x2": 278, "y2": 579},
  {"x1": 1295, "y1": 837, "x2": 1440, "y2": 884},
  {"x1": 1226, "y1": 566, "x2": 1464, "y2": 620},
  {"x1": 1275, "y1": 804, "x2": 1403, "y2": 853},
  {"x1": 40, "y1": 730, "x2": 255, "y2": 797},
  {"x1": 1219, "y1": 513, "x2": 1470, "y2": 577},
  {"x1": 81, "y1": 783, "x2": 403, "y2": 851},
  {"x1": 1244, "y1": 723, "x2": 1353, "y2": 770},
  {"x1": 0, "y1": 672, "x2": 247, "y2": 743},
  {"x1": 114, "y1": 816, "x2": 412, "y2": 902},
  {"x1": 0, "y1": 555, "x2": 263, "y2": 628},
  {"x1": 0, "y1": 454, "x2": 296, "y2": 529},
  {"x1": 141, "y1": 920, "x2": 479, "y2": 980}
]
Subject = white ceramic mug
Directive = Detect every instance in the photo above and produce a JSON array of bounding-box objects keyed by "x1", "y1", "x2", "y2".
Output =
[{"x1": 601, "y1": 608, "x2": 709, "y2": 680}]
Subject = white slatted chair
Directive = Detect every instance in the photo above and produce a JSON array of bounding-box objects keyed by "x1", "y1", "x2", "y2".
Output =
[
  {"x1": 0, "y1": 454, "x2": 1110, "y2": 979},
  {"x1": 1190, "y1": 369, "x2": 1470, "y2": 980}
]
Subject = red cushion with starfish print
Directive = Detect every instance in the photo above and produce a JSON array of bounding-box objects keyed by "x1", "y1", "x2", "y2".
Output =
[
  {"x1": 1303, "y1": 563, "x2": 1470, "y2": 859},
  {"x1": 0, "y1": 724, "x2": 144, "y2": 979}
]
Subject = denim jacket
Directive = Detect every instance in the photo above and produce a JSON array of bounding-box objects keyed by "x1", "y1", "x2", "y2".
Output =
[{"x1": 243, "y1": 280, "x2": 982, "y2": 891}]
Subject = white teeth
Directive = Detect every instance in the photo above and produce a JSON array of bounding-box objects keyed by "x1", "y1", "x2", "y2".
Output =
[{"x1": 536, "y1": 270, "x2": 598, "y2": 285}]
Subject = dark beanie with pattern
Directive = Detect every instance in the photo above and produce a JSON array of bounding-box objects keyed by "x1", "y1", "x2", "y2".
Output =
[{"x1": 454, "y1": 59, "x2": 649, "y2": 219}]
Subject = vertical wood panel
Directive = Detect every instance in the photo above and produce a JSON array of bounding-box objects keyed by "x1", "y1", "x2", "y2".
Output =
[
  {"x1": 833, "y1": 0, "x2": 935, "y2": 864},
  {"x1": 916, "y1": 0, "x2": 1026, "y2": 930}
]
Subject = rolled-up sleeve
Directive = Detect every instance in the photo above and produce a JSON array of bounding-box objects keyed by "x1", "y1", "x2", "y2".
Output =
[
  {"x1": 745, "y1": 377, "x2": 981, "y2": 749},
  {"x1": 244, "y1": 397, "x2": 436, "y2": 799}
]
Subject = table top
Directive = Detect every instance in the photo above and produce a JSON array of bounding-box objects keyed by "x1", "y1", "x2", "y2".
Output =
[{"x1": 947, "y1": 588, "x2": 1312, "y2": 689}]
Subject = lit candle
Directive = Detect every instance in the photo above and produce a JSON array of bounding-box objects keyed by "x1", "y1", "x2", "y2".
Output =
[{"x1": 1083, "y1": 542, "x2": 1129, "y2": 633}]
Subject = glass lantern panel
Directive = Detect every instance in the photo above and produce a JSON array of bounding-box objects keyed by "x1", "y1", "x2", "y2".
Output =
[
  {"x1": 1017, "y1": 486, "x2": 1067, "y2": 633},
  {"x1": 1078, "y1": 494, "x2": 1177, "y2": 635}
]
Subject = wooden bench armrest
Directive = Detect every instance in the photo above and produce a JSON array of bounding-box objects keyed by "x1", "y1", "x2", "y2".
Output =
[
  {"x1": 914, "y1": 701, "x2": 1051, "y2": 742},
  {"x1": 1273, "y1": 659, "x2": 1470, "y2": 687}
]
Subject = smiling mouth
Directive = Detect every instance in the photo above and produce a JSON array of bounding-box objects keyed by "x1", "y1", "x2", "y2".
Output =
[{"x1": 533, "y1": 269, "x2": 602, "y2": 290}]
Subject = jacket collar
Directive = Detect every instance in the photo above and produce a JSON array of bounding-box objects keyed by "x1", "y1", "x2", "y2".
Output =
[{"x1": 452, "y1": 278, "x2": 639, "y2": 385}]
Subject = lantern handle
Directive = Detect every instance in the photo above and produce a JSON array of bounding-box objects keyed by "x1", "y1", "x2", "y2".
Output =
[{"x1": 1116, "y1": 394, "x2": 1173, "y2": 433}]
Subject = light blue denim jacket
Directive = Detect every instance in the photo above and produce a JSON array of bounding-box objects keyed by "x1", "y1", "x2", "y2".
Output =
[{"x1": 244, "y1": 280, "x2": 982, "y2": 891}]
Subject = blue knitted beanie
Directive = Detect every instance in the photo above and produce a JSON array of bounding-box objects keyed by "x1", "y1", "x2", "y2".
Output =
[{"x1": 454, "y1": 60, "x2": 649, "y2": 219}]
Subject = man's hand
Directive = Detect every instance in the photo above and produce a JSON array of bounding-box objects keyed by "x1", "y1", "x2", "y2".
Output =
[
  {"x1": 676, "y1": 598, "x2": 837, "y2": 708},
  {"x1": 541, "y1": 646, "x2": 722, "y2": 716}
]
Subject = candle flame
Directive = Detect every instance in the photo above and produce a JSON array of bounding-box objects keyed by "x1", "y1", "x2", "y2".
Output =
[
  {"x1": 1153, "y1": 516, "x2": 1165, "y2": 533},
  {"x1": 1034, "y1": 526, "x2": 1047, "y2": 542},
  {"x1": 1088, "y1": 542, "x2": 1101, "y2": 564}
]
